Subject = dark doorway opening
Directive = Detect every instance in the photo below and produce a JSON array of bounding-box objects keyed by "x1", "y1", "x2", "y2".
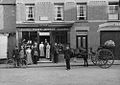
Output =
[
  {"x1": 39, "y1": 36, "x2": 50, "y2": 44},
  {"x1": 100, "y1": 31, "x2": 120, "y2": 60}
]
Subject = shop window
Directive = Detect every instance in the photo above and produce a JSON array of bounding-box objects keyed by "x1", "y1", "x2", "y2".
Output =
[
  {"x1": 54, "y1": 31, "x2": 67, "y2": 44},
  {"x1": 54, "y1": 4, "x2": 64, "y2": 21},
  {"x1": 25, "y1": 4, "x2": 35, "y2": 21},
  {"x1": 77, "y1": 3, "x2": 87, "y2": 20},
  {"x1": 108, "y1": 2, "x2": 118, "y2": 20},
  {"x1": 22, "y1": 31, "x2": 37, "y2": 43}
]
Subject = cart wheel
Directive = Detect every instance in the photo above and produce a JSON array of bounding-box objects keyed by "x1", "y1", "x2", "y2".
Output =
[
  {"x1": 6, "y1": 59, "x2": 16, "y2": 68},
  {"x1": 97, "y1": 49, "x2": 114, "y2": 69}
]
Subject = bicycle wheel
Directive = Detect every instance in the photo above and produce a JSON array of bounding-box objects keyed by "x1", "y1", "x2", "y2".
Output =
[
  {"x1": 6, "y1": 59, "x2": 16, "y2": 68},
  {"x1": 20, "y1": 59, "x2": 27, "y2": 68},
  {"x1": 96, "y1": 49, "x2": 114, "y2": 69},
  {"x1": 90, "y1": 53, "x2": 97, "y2": 65}
]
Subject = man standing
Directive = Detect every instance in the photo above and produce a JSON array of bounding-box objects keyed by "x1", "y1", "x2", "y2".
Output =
[
  {"x1": 64, "y1": 45, "x2": 71, "y2": 70},
  {"x1": 13, "y1": 46, "x2": 20, "y2": 67},
  {"x1": 53, "y1": 43, "x2": 59, "y2": 63}
]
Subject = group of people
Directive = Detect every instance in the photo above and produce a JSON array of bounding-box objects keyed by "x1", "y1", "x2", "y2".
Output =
[
  {"x1": 12, "y1": 38, "x2": 89, "y2": 70},
  {"x1": 13, "y1": 41, "x2": 39, "y2": 67}
]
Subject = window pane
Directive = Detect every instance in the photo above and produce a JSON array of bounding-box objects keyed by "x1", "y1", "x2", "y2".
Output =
[
  {"x1": 108, "y1": 4, "x2": 118, "y2": 20},
  {"x1": 54, "y1": 4, "x2": 64, "y2": 21},
  {"x1": 77, "y1": 4, "x2": 86, "y2": 20},
  {"x1": 26, "y1": 4, "x2": 35, "y2": 21}
]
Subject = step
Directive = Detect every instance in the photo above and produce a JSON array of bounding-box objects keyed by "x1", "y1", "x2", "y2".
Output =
[{"x1": 37, "y1": 58, "x2": 52, "y2": 63}]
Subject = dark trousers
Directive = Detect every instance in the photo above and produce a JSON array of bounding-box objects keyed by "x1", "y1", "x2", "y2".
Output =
[
  {"x1": 14, "y1": 58, "x2": 20, "y2": 66},
  {"x1": 54, "y1": 54, "x2": 58, "y2": 63},
  {"x1": 33, "y1": 55, "x2": 38, "y2": 64},
  {"x1": 84, "y1": 58, "x2": 88, "y2": 66},
  {"x1": 65, "y1": 59, "x2": 70, "y2": 69}
]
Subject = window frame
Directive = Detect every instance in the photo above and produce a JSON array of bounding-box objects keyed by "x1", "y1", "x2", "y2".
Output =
[
  {"x1": 25, "y1": 4, "x2": 35, "y2": 22},
  {"x1": 77, "y1": 4, "x2": 87, "y2": 20},
  {"x1": 54, "y1": 4, "x2": 64, "y2": 21},
  {"x1": 108, "y1": 3, "x2": 119, "y2": 20}
]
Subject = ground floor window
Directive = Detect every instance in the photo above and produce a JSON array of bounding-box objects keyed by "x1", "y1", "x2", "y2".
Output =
[
  {"x1": 22, "y1": 31, "x2": 37, "y2": 43},
  {"x1": 52, "y1": 31, "x2": 67, "y2": 44},
  {"x1": 76, "y1": 35, "x2": 88, "y2": 49}
]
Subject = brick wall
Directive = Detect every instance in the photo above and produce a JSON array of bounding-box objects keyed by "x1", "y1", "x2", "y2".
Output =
[
  {"x1": 88, "y1": 1, "x2": 108, "y2": 20},
  {"x1": 16, "y1": 3, "x2": 26, "y2": 22},
  {"x1": 35, "y1": 2, "x2": 54, "y2": 21},
  {"x1": 3, "y1": 5, "x2": 16, "y2": 32},
  {"x1": 64, "y1": 2, "x2": 77, "y2": 21},
  {"x1": 0, "y1": 5, "x2": 3, "y2": 30}
]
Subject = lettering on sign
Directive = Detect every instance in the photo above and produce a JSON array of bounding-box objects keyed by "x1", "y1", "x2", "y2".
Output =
[
  {"x1": 76, "y1": 32, "x2": 87, "y2": 35},
  {"x1": 19, "y1": 28, "x2": 69, "y2": 31},
  {"x1": 38, "y1": 32, "x2": 50, "y2": 36},
  {"x1": 99, "y1": 22, "x2": 120, "y2": 28}
]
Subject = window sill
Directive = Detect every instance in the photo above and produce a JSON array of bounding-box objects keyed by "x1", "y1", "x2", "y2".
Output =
[
  {"x1": 107, "y1": 20, "x2": 119, "y2": 22},
  {"x1": 23, "y1": 21, "x2": 35, "y2": 23},
  {"x1": 75, "y1": 20, "x2": 88, "y2": 23}
]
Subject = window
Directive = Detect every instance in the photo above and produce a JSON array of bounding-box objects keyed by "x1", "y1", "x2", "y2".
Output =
[
  {"x1": 77, "y1": 4, "x2": 87, "y2": 20},
  {"x1": 54, "y1": 4, "x2": 64, "y2": 21},
  {"x1": 108, "y1": 2, "x2": 118, "y2": 20},
  {"x1": 25, "y1": 4, "x2": 35, "y2": 21}
]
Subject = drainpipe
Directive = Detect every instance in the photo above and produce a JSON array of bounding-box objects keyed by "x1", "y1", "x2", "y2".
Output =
[{"x1": 118, "y1": 0, "x2": 120, "y2": 20}]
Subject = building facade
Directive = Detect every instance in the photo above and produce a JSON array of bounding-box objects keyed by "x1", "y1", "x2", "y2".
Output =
[
  {"x1": 0, "y1": 0, "x2": 16, "y2": 58},
  {"x1": 1, "y1": 0, "x2": 120, "y2": 60}
]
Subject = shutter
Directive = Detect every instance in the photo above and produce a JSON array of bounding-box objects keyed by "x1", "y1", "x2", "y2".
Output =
[{"x1": 64, "y1": 2, "x2": 77, "y2": 21}]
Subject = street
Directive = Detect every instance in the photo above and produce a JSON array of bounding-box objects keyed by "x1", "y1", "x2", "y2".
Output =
[{"x1": 0, "y1": 65, "x2": 120, "y2": 85}]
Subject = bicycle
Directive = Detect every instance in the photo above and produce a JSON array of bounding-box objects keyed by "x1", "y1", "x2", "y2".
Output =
[
  {"x1": 6, "y1": 56, "x2": 27, "y2": 68},
  {"x1": 6, "y1": 57, "x2": 18, "y2": 68},
  {"x1": 19, "y1": 58, "x2": 28, "y2": 68}
]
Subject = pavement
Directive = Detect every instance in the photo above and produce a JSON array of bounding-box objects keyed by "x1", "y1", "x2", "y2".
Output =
[{"x1": 0, "y1": 58, "x2": 120, "y2": 68}]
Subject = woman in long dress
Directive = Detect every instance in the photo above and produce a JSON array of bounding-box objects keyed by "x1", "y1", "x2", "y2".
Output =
[
  {"x1": 46, "y1": 43, "x2": 50, "y2": 59},
  {"x1": 39, "y1": 42, "x2": 45, "y2": 57},
  {"x1": 26, "y1": 47, "x2": 33, "y2": 64}
]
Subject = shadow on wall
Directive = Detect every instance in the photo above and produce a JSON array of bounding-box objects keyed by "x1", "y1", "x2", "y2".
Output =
[{"x1": 8, "y1": 33, "x2": 16, "y2": 58}]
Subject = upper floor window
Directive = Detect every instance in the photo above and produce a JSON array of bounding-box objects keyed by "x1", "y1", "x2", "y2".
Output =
[
  {"x1": 108, "y1": 2, "x2": 119, "y2": 20},
  {"x1": 77, "y1": 3, "x2": 87, "y2": 20},
  {"x1": 54, "y1": 4, "x2": 64, "y2": 21},
  {"x1": 25, "y1": 4, "x2": 35, "y2": 21}
]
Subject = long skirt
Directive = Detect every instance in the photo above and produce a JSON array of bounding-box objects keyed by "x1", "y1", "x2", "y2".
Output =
[{"x1": 27, "y1": 53, "x2": 33, "y2": 64}]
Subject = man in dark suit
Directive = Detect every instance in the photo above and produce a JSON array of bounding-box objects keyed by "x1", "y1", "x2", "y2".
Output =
[
  {"x1": 64, "y1": 45, "x2": 71, "y2": 70},
  {"x1": 53, "y1": 43, "x2": 59, "y2": 63}
]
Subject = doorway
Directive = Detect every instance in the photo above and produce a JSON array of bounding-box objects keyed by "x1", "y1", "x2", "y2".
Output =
[
  {"x1": 38, "y1": 32, "x2": 50, "y2": 44},
  {"x1": 39, "y1": 36, "x2": 50, "y2": 44},
  {"x1": 100, "y1": 31, "x2": 120, "y2": 60}
]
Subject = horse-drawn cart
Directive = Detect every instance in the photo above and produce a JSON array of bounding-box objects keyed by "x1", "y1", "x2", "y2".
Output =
[{"x1": 71, "y1": 46, "x2": 114, "y2": 69}]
